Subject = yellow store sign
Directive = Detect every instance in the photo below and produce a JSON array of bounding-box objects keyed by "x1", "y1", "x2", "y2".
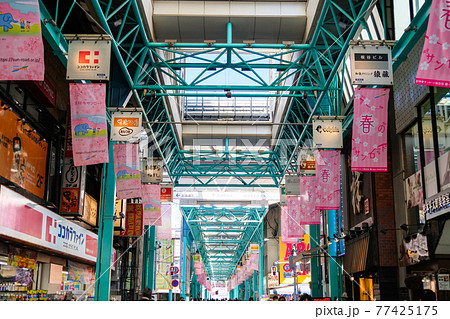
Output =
[{"x1": 278, "y1": 234, "x2": 311, "y2": 285}]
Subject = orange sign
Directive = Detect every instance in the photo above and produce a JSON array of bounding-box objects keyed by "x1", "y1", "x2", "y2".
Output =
[
  {"x1": 113, "y1": 117, "x2": 140, "y2": 127},
  {"x1": 0, "y1": 103, "x2": 48, "y2": 198}
]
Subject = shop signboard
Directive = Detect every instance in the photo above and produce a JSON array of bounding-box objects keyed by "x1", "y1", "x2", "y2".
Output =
[
  {"x1": 111, "y1": 112, "x2": 142, "y2": 142},
  {"x1": 438, "y1": 274, "x2": 450, "y2": 291},
  {"x1": 298, "y1": 148, "x2": 315, "y2": 174},
  {"x1": 249, "y1": 244, "x2": 259, "y2": 254},
  {"x1": 0, "y1": 0, "x2": 45, "y2": 81},
  {"x1": 66, "y1": 35, "x2": 111, "y2": 80},
  {"x1": 141, "y1": 157, "x2": 163, "y2": 184},
  {"x1": 278, "y1": 235, "x2": 311, "y2": 285},
  {"x1": 60, "y1": 157, "x2": 86, "y2": 215},
  {"x1": 424, "y1": 188, "x2": 450, "y2": 220},
  {"x1": 285, "y1": 175, "x2": 300, "y2": 196},
  {"x1": 82, "y1": 193, "x2": 98, "y2": 227},
  {"x1": 120, "y1": 203, "x2": 143, "y2": 237},
  {"x1": 160, "y1": 185, "x2": 173, "y2": 202},
  {"x1": 0, "y1": 186, "x2": 98, "y2": 263},
  {"x1": 312, "y1": 119, "x2": 343, "y2": 149},
  {"x1": 0, "y1": 104, "x2": 48, "y2": 199},
  {"x1": 350, "y1": 44, "x2": 393, "y2": 85},
  {"x1": 267, "y1": 273, "x2": 279, "y2": 289}
]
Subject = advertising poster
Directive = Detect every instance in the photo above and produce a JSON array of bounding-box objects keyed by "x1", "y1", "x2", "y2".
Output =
[
  {"x1": 298, "y1": 149, "x2": 315, "y2": 174},
  {"x1": 315, "y1": 150, "x2": 341, "y2": 210},
  {"x1": 0, "y1": 0, "x2": 44, "y2": 81},
  {"x1": 67, "y1": 260, "x2": 95, "y2": 284},
  {"x1": 142, "y1": 184, "x2": 162, "y2": 226},
  {"x1": 69, "y1": 83, "x2": 108, "y2": 166},
  {"x1": 155, "y1": 239, "x2": 174, "y2": 290},
  {"x1": 405, "y1": 171, "x2": 423, "y2": 209},
  {"x1": 156, "y1": 202, "x2": 172, "y2": 240},
  {"x1": 439, "y1": 151, "x2": 450, "y2": 190},
  {"x1": 299, "y1": 175, "x2": 320, "y2": 225},
  {"x1": 113, "y1": 143, "x2": 142, "y2": 200},
  {"x1": 120, "y1": 203, "x2": 143, "y2": 237},
  {"x1": 351, "y1": 88, "x2": 390, "y2": 172},
  {"x1": 0, "y1": 104, "x2": 47, "y2": 198},
  {"x1": 278, "y1": 235, "x2": 311, "y2": 285},
  {"x1": 415, "y1": 0, "x2": 450, "y2": 87}
]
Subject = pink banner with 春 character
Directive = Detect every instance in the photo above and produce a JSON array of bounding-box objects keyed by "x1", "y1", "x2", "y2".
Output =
[
  {"x1": 283, "y1": 197, "x2": 304, "y2": 239},
  {"x1": 142, "y1": 184, "x2": 162, "y2": 226},
  {"x1": 351, "y1": 88, "x2": 390, "y2": 172},
  {"x1": 70, "y1": 83, "x2": 108, "y2": 166},
  {"x1": 113, "y1": 143, "x2": 142, "y2": 200},
  {"x1": 0, "y1": 1, "x2": 44, "y2": 81},
  {"x1": 415, "y1": 0, "x2": 450, "y2": 87},
  {"x1": 315, "y1": 150, "x2": 340, "y2": 210},
  {"x1": 299, "y1": 176, "x2": 320, "y2": 225}
]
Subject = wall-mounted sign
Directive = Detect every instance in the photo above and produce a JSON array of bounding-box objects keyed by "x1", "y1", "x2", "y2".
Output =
[
  {"x1": 312, "y1": 119, "x2": 342, "y2": 149},
  {"x1": 60, "y1": 157, "x2": 86, "y2": 215},
  {"x1": 0, "y1": 105, "x2": 48, "y2": 199},
  {"x1": 298, "y1": 149, "x2": 315, "y2": 174},
  {"x1": 0, "y1": 186, "x2": 98, "y2": 263},
  {"x1": 120, "y1": 203, "x2": 143, "y2": 237},
  {"x1": 111, "y1": 112, "x2": 142, "y2": 142},
  {"x1": 285, "y1": 175, "x2": 300, "y2": 196},
  {"x1": 66, "y1": 35, "x2": 111, "y2": 80},
  {"x1": 161, "y1": 185, "x2": 173, "y2": 202},
  {"x1": 424, "y1": 188, "x2": 450, "y2": 220},
  {"x1": 350, "y1": 45, "x2": 393, "y2": 85},
  {"x1": 141, "y1": 157, "x2": 163, "y2": 184}
]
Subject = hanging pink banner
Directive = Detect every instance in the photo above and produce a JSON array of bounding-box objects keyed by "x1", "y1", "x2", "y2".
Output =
[
  {"x1": 0, "y1": 1, "x2": 44, "y2": 81},
  {"x1": 299, "y1": 176, "x2": 320, "y2": 225},
  {"x1": 315, "y1": 150, "x2": 340, "y2": 210},
  {"x1": 156, "y1": 202, "x2": 172, "y2": 239},
  {"x1": 69, "y1": 83, "x2": 108, "y2": 166},
  {"x1": 415, "y1": 0, "x2": 450, "y2": 87},
  {"x1": 113, "y1": 143, "x2": 142, "y2": 200},
  {"x1": 283, "y1": 198, "x2": 304, "y2": 239},
  {"x1": 351, "y1": 88, "x2": 390, "y2": 172},
  {"x1": 142, "y1": 184, "x2": 162, "y2": 226}
]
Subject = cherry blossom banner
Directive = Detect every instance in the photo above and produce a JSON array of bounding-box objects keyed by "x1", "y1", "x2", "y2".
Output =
[
  {"x1": 70, "y1": 83, "x2": 109, "y2": 166},
  {"x1": 156, "y1": 202, "x2": 172, "y2": 240},
  {"x1": 283, "y1": 197, "x2": 304, "y2": 239},
  {"x1": 142, "y1": 184, "x2": 161, "y2": 226},
  {"x1": 315, "y1": 150, "x2": 341, "y2": 210},
  {"x1": 0, "y1": 0, "x2": 44, "y2": 81},
  {"x1": 351, "y1": 88, "x2": 390, "y2": 172},
  {"x1": 113, "y1": 143, "x2": 142, "y2": 200},
  {"x1": 299, "y1": 176, "x2": 320, "y2": 225},
  {"x1": 415, "y1": 0, "x2": 450, "y2": 87}
]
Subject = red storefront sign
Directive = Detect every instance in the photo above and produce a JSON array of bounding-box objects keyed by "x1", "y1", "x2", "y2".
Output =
[
  {"x1": 120, "y1": 203, "x2": 143, "y2": 237},
  {"x1": 160, "y1": 185, "x2": 173, "y2": 202}
]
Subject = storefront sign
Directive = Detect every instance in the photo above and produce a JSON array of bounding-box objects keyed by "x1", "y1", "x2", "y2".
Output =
[
  {"x1": 312, "y1": 119, "x2": 343, "y2": 149},
  {"x1": 351, "y1": 88, "x2": 390, "y2": 172},
  {"x1": 298, "y1": 149, "x2": 315, "y2": 174},
  {"x1": 60, "y1": 157, "x2": 86, "y2": 214},
  {"x1": 141, "y1": 157, "x2": 163, "y2": 184},
  {"x1": 0, "y1": 0, "x2": 44, "y2": 81},
  {"x1": 267, "y1": 273, "x2": 279, "y2": 288},
  {"x1": 113, "y1": 143, "x2": 142, "y2": 200},
  {"x1": 438, "y1": 274, "x2": 450, "y2": 291},
  {"x1": 120, "y1": 203, "x2": 143, "y2": 237},
  {"x1": 70, "y1": 83, "x2": 109, "y2": 166},
  {"x1": 415, "y1": 0, "x2": 450, "y2": 87},
  {"x1": 0, "y1": 105, "x2": 48, "y2": 198},
  {"x1": 111, "y1": 112, "x2": 142, "y2": 142},
  {"x1": 160, "y1": 185, "x2": 173, "y2": 202},
  {"x1": 350, "y1": 45, "x2": 393, "y2": 85},
  {"x1": 285, "y1": 175, "x2": 300, "y2": 196},
  {"x1": 249, "y1": 244, "x2": 259, "y2": 253},
  {"x1": 278, "y1": 235, "x2": 311, "y2": 285},
  {"x1": 82, "y1": 193, "x2": 98, "y2": 227},
  {"x1": 424, "y1": 188, "x2": 450, "y2": 220},
  {"x1": 0, "y1": 186, "x2": 98, "y2": 263},
  {"x1": 66, "y1": 36, "x2": 111, "y2": 80}
]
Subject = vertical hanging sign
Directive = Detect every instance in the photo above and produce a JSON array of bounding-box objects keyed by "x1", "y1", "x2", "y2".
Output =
[
  {"x1": 283, "y1": 198, "x2": 304, "y2": 238},
  {"x1": 120, "y1": 203, "x2": 143, "y2": 237},
  {"x1": 70, "y1": 83, "x2": 109, "y2": 166},
  {"x1": 299, "y1": 176, "x2": 320, "y2": 225},
  {"x1": 156, "y1": 202, "x2": 172, "y2": 240},
  {"x1": 0, "y1": 0, "x2": 44, "y2": 81},
  {"x1": 415, "y1": 0, "x2": 450, "y2": 87},
  {"x1": 142, "y1": 184, "x2": 162, "y2": 226},
  {"x1": 351, "y1": 88, "x2": 390, "y2": 172},
  {"x1": 315, "y1": 150, "x2": 340, "y2": 210},
  {"x1": 113, "y1": 143, "x2": 142, "y2": 200}
]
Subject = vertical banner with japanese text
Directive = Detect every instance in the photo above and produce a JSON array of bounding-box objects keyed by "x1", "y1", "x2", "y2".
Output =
[
  {"x1": 415, "y1": 0, "x2": 450, "y2": 87},
  {"x1": 69, "y1": 83, "x2": 108, "y2": 166},
  {"x1": 142, "y1": 184, "x2": 162, "y2": 226},
  {"x1": 315, "y1": 150, "x2": 341, "y2": 210},
  {"x1": 119, "y1": 203, "x2": 143, "y2": 237},
  {"x1": 113, "y1": 143, "x2": 142, "y2": 200},
  {"x1": 282, "y1": 197, "x2": 304, "y2": 239},
  {"x1": 299, "y1": 176, "x2": 320, "y2": 225},
  {"x1": 156, "y1": 202, "x2": 172, "y2": 240},
  {"x1": 0, "y1": 0, "x2": 44, "y2": 81},
  {"x1": 351, "y1": 88, "x2": 390, "y2": 171}
]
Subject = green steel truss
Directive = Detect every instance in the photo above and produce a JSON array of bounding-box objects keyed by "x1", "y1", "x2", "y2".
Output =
[
  {"x1": 181, "y1": 206, "x2": 266, "y2": 280},
  {"x1": 40, "y1": 0, "x2": 381, "y2": 186}
]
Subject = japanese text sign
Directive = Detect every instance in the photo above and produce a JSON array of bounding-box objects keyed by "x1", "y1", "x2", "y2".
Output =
[
  {"x1": 350, "y1": 45, "x2": 393, "y2": 85},
  {"x1": 111, "y1": 112, "x2": 142, "y2": 142},
  {"x1": 315, "y1": 150, "x2": 341, "y2": 210}
]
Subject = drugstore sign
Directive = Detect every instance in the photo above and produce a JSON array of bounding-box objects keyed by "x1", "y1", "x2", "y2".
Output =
[{"x1": 0, "y1": 186, "x2": 98, "y2": 263}]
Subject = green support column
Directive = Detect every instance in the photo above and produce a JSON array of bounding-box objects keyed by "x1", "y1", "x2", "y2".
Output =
[
  {"x1": 258, "y1": 238, "x2": 264, "y2": 300},
  {"x1": 253, "y1": 270, "x2": 258, "y2": 299},
  {"x1": 142, "y1": 225, "x2": 156, "y2": 290},
  {"x1": 245, "y1": 278, "x2": 249, "y2": 300},
  {"x1": 94, "y1": 141, "x2": 116, "y2": 301},
  {"x1": 310, "y1": 224, "x2": 323, "y2": 298},
  {"x1": 181, "y1": 238, "x2": 187, "y2": 299},
  {"x1": 169, "y1": 290, "x2": 172, "y2": 301},
  {"x1": 328, "y1": 210, "x2": 342, "y2": 300}
]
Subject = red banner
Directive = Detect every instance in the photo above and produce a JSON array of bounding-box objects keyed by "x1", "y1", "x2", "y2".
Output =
[
  {"x1": 142, "y1": 184, "x2": 162, "y2": 226},
  {"x1": 351, "y1": 88, "x2": 390, "y2": 172},
  {"x1": 415, "y1": 0, "x2": 450, "y2": 87},
  {"x1": 69, "y1": 83, "x2": 108, "y2": 166},
  {"x1": 120, "y1": 203, "x2": 143, "y2": 237},
  {"x1": 113, "y1": 143, "x2": 142, "y2": 200},
  {"x1": 315, "y1": 150, "x2": 341, "y2": 210},
  {"x1": 299, "y1": 176, "x2": 320, "y2": 225}
]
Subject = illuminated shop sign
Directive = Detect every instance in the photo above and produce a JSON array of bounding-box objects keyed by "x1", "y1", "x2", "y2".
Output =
[{"x1": 424, "y1": 188, "x2": 450, "y2": 220}]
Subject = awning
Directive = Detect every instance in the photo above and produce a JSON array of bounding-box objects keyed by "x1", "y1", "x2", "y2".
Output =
[{"x1": 343, "y1": 233, "x2": 370, "y2": 274}]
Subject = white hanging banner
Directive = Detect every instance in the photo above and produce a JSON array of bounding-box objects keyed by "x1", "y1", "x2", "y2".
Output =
[
  {"x1": 312, "y1": 119, "x2": 343, "y2": 149},
  {"x1": 111, "y1": 111, "x2": 142, "y2": 142}
]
